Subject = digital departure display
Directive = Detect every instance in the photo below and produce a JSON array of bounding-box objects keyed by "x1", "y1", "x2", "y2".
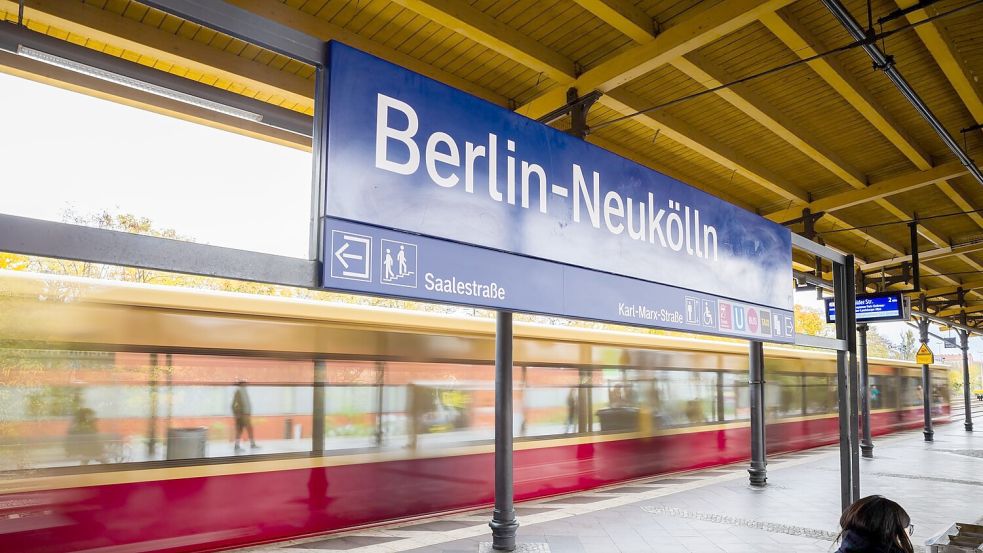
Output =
[{"x1": 825, "y1": 291, "x2": 909, "y2": 323}]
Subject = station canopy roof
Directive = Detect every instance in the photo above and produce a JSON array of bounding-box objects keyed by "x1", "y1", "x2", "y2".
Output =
[{"x1": 1, "y1": 0, "x2": 981, "y2": 329}]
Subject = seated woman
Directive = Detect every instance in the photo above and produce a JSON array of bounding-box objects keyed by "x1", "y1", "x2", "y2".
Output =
[{"x1": 835, "y1": 495, "x2": 914, "y2": 553}]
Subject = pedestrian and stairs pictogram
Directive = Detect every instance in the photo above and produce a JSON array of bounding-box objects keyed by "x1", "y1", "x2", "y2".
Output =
[{"x1": 381, "y1": 239, "x2": 418, "y2": 288}]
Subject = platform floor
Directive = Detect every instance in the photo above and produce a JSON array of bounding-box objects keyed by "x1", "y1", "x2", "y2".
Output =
[{"x1": 236, "y1": 405, "x2": 983, "y2": 553}]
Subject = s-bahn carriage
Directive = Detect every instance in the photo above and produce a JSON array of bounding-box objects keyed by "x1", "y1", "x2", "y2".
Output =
[{"x1": 0, "y1": 271, "x2": 949, "y2": 552}]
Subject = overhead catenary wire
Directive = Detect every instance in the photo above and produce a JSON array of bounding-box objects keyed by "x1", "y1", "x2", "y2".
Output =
[
  {"x1": 822, "y1": 0, "x2": 983, "y2": 186},
  {"x1": 588, "y1": 0, "x2": 983, "y2": 132},
  {"x1": 820, "y1": 207, "x2": 983, "y2": 234}
]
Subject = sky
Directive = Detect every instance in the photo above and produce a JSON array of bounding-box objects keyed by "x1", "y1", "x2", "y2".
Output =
[
  {"x1": 1, "y1": 69, "x2": 981, "y2": 366},
  {"x1": 0, "y1": 71, "x2": 312, "y2": 259}
]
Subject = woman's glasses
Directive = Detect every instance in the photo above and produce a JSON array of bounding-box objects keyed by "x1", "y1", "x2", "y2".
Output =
[{"x1": 906, "y1": 523, "x2": 915, "y2": 536}]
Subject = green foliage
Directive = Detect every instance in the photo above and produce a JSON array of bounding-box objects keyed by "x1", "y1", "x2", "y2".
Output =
[
  {"x1": 864, "y1": 326, "x2": 894, "y2": 358},
  {"x1": 894, "y1": 329, "x2": 918, "y2": 361},
  {"x1": 794, "y1": 305, "x2": 832, "y2": 337},
  {"x1": 949, "y1": 370, "x2": 963, "y2": 393}
]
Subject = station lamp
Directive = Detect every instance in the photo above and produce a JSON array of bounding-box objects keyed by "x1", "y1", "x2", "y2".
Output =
[{"x1": 14, "y1": 45, "x2": 264, "y2": 123}]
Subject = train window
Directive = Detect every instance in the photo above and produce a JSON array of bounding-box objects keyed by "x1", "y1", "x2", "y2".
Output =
[
  {"x1": 767, "y1": 374, "x2": 804, "y2": 417},
  {"x1": 385, "y1": 361, "x2": 497, "y2": 449},
  {"x1": 646, "y1": 370, "x2": 719, "y2": 427},
  {"x1": 720, "y1": 372, "x2": 748, "y2": 421},
  {"x1": 517, "y1": 366, "x2": 583, "y2": 438},
  {"x1": 901, "y1": 376, "x2": 923, "y2": 407},
  {"x1": 804, "y1": 375, "x2": 836, "y2": 414},
  {"x1": 869, "y1": 374, "x2": 895, "y2": 410}
]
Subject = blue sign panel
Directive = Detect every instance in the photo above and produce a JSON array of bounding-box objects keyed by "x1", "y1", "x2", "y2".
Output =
[
  {"x1": 322, "y1": 42, "x2": 793, "y2": 312},
  {"x1": 825, "y1": 291, "x2": 909, "y2": 323},
  {"x1": 323, "y1": 217, "x2": 795, "y2": 342}
]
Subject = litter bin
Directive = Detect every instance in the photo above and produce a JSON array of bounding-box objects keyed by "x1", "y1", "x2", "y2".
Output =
[
  {"x1": 926, "y1": 522, "x2": 983, "y2": 552},
  {"x1": 166, "y1": 427, "x2": 207, "y2": 460}
]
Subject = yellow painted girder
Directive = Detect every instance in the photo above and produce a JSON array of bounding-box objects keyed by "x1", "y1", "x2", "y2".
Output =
[
  {"x1": 226, "y1": 0, "x2": 510, "y2": 108},
  {"x1": 671, "y1": 54, "x2": 867, "y2": 189},
  {"x1": 738, "y1": 8, "x2": 983, "y2": 257},
  {"x1": 938, "y1": 304, "x2": 983, "y2": 318},
  {"x1": 897, "y1": 0, "x2": 983, "y2": 135},
  {"x1": 598, "y1": 89, "x2": 810, "y2": 204},
  {"x1": 936, "y1": 180, "x2": 983, "y2": 229},
  {"x1": 571, "y1": 0, "x2": 653, "y2": 44},
  {"x1": 764, "y1": 160, "x2": 968, "y2": 223},
  {"x1": 387, "y1": 0, "x2": 576, "y2": 84},
  {"x1": 760, "y1": 11, "x2": 932, "y2": 170},
  {"x1": 585, "y1": 135, "x2": 753, "y2": 211},
  {"x1": 517, "y1": 0, "x2": 795, "y2": 120},
  {"x1": 0, "y1": 0, "x2": 314, "y2": 109},
  {"x1": 909, "y1": 279, "x2": 983, "y2": 299}
]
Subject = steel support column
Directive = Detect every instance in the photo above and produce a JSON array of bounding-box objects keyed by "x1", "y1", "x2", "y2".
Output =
[
  {"x1": 918, "y1": 298, "x2": 933, "y2": 442},
  {"x1": 960, "y1": 327, "x2": 974, "y2": 432},
  {"x1": 832, "y1": 256, "x2": 858, "y2": 510},
  {"x1": 858, "y1": 324, "x2": 874, "y2": 457},
  {"x1": 748, "y1": 340, "x2": 767, "y2": 487},
  {"x1": 846, "y1": 264, "x2": 860, "y2": 500},
  {"x1": 490, "y1": 311, "x2": 518, "y2": 551},
  {"x1": 909, "y1": 222, "x2": 920, "y2": 292}
]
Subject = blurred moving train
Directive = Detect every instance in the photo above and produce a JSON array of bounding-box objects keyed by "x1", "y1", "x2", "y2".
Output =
[{"x1": 0, "y1": 271, "x2": 949, "y2": 552}]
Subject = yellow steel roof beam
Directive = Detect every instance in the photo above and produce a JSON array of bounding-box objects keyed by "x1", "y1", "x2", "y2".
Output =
[
  {"x1": 938, "y1": 304, "x2": 983, "y2": 317},
  {"x1": 759, "y1": 9, "x2": 983, "y2": 282},
  {"x1": 226, "y1": 0, "x2": 509, "y2": 108},
  {"x1": 668, "y1": 52, "x2": 969, "y2": 263},
  {"x1": 1, "y1": 0, "x2": 314, "y2": 109},
  {"x1": 764, "y1": 160, "x2": 968, "y2": 222},
  {"x1": 594, "y1": 87, "x2": 930, "y2": 262},
  {"x1": 858, "y1": 198, "x2": 983, "y2": 274},
  {"x1": 585, "y1": 135, "x2": 753, "y2": 210},
  {"x1": 517, "y1": 0, "x2": 795, "y2": 120},
  {"x1": 906, "y1": 278, "x2": 983, "y2": 299},
  {"x1": 571, "y1": 0, "x2": 654, "y2": 44},
  {"x1": 671, "y1": 54, "x2": 867, "y2": 189},
  {"x1": 760, "y1": 11, "x2": 932, "y2": 169},
  {"x1": 599, "y1": 89, "x2": 809, "y2": 204},
  {"x1": 387, "y1": 0, "x2": 576, "y2": 84},
  {"x1": 936, "y1": 180, "x2": 983, "y2": 229},
  {"x1": 896, "y1": 0, "x2": 983, "y2": 136}
]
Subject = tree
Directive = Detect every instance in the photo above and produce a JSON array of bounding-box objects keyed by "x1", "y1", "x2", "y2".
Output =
[
  {"x1": 894, "y1": 329, "x2": 918, "y2": 361},
  {"x1": 794, "y1": 305, "x2": 832, "y2": 337},
  {"x1": 0, "y1": 252, "x2": 29, "y2": 271},
  {"x1": 864, "y1": 326, "x2": 894, "y2": 359}
]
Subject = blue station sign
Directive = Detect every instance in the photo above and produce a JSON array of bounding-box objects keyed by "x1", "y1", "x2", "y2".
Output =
[
  {"x1": 825, "y1": 291, "x2": 910, "y2": 324},
  {"x1": 320, "y1": 42, "x2": 795, "y2": 343}
]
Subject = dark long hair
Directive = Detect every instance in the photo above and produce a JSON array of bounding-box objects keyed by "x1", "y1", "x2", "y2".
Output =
[{"x1": 837, "y1": 495, "x2": 913, "y2": 553}]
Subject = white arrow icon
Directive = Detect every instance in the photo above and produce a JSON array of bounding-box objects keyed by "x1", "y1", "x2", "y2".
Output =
[
  {"x1": 334, "y1": 242, "x2": 363, "y2": 269},
  {"x1": 329, "y1": 231, "x2": 372, "y2": 281}
]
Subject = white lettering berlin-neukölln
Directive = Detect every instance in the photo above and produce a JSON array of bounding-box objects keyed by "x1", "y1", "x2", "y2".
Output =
[{"x1": 374, "y1": 93, "x2": 718, "y2": 262}]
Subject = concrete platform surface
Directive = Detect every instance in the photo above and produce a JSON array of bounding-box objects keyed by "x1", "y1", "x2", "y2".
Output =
[{"x1": 235, "y1": 406, "x2": 982, "y2": 553}]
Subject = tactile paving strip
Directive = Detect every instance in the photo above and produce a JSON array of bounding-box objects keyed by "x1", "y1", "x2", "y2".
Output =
[{"x1": 641, "y1": 505, "x2": 838, "y2": 541}]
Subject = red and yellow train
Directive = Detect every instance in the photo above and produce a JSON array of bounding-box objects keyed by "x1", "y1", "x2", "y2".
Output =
[{"x1": 0, "y1": 271, "x2": 949, "y2": 552}]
